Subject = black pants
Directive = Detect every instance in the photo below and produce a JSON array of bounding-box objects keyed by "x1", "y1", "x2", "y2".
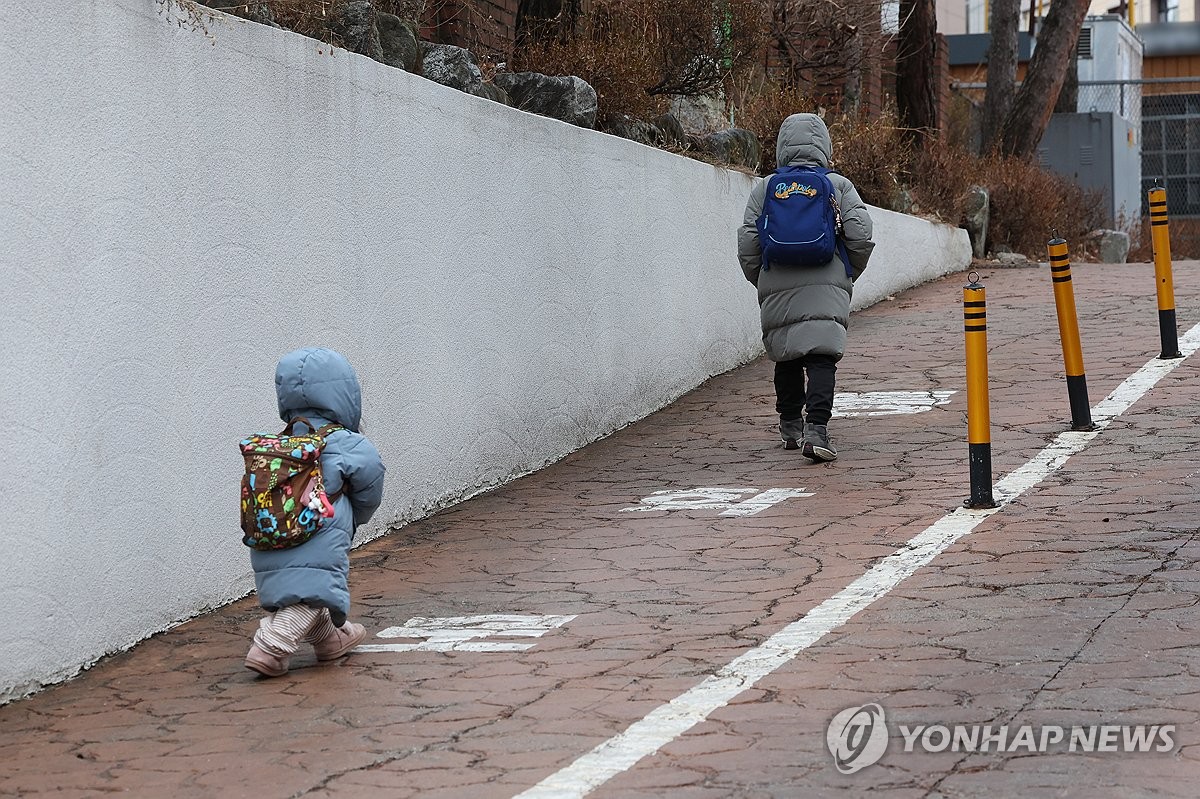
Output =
[{"x1": 774, "y1": 354, "x2": 838, "y2": 426}]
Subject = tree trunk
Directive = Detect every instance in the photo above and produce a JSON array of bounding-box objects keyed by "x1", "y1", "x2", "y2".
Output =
[
  {"x1": 842, "y1": 29, "x2": 863, "y2": 113},
  {"x1": 896, "y1": 0, "x2": 939, "y2": 146},
  {"x1": 1054, "y1": 44, "x2": 1079, "y2": 113},
  {"x1": 998, "y1": 0, "x2": 1091, "y2": 158},
  {"x1": 981, "y1": 0, "x2": 1021, "y2": 153}
]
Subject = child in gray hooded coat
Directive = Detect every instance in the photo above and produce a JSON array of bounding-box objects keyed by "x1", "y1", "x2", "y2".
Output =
[
  {"x1": 244, "y1": 347, "x2": 386, "y2": 677},
  {"x1": 737, "y1": 113, "x2": 875, "y2": 461}
]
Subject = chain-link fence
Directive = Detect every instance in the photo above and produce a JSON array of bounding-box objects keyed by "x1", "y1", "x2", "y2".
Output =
[
  {"x1": 1074, "y1": 80, "x2": 1143, "y2": 133},
  {"x1": 1063, "y1": 78, "x2": 1200, "y2": 218},
  {"x1": 1139, "y1": 79, "x2": 1200, "y2": 218}
]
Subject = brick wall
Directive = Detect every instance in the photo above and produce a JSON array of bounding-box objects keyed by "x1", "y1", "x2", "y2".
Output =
[
  {"x1": 420, "y1": 0, "x2": 519, "y2": 60},
  {"x1": 420, "y1": 0, "x2": 592, "y2": 62}
]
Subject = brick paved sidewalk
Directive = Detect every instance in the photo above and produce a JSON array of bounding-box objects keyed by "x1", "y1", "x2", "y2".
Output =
[{"x1": 3, "y1": 262, "x2": 1200, "y2": 799}]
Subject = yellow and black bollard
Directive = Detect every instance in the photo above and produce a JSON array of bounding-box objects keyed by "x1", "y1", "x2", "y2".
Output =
[
  {"x1": 964, "y1": 272, "x2": 996, "y2": 509},
  {"x1": 1149, "y1": 184, "x2": 1182, "y2": 359},
  {"x1": 1046, "y1": 235, "x2": 1095, "y2": 431}
]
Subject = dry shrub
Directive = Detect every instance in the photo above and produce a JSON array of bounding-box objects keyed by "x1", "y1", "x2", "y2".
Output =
[
  {"x1": 825, "y1": 110, "x2": 911, "y2": 209},
  {"x1": 511, "y1": 2, "x2": 665, "y2": 122},
  {"x1": 768, "y1": 0, "x2": 882, "y2": 104},
  {"x1": 513, "y1": 0, "x2": 765, "y2": 125},
  {"x1": 907, "y1": 144, "x2": 985, "y2": 224},
  {"x1": 983, "y1": 155, "x2": 1106, "y2": 258},
  {"x1": 941, "y1": 91, "x2": 980, "y2": 153},
  {"x1": 730, "y1": 83, "x2": 910, "y2": 207},
  {"x1": 907, "y1": 142, "x2": 1106, "y2": 259},
  {"x1": 729, "y1": 83, "x2": 818, "y2": 174},
  {"x1": 1128, "y1": 218, "x2": 1200, "y2": 262},
  {"x1": 639, "y1": 0, "x2": 766, "y2": 98}
]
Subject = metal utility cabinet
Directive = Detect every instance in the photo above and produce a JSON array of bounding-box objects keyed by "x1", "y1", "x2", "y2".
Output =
[
  {"x1": 1041, "y1": 112, "x2": 1143, "y2": 226},
  {"x1": 1039, "y1": 15, "x2": 1144, "y2": 226}
]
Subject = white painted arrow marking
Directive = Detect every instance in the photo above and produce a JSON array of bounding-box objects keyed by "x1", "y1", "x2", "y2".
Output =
[
  {"x1": 621, "y1": 487, "x2": 756, "y2": 513},
  {"x1": 354, "y1": 614, "x2": 576, "y2": 653},
  {"x1": 717, "y1": 488, "x2": 813, "y2": 517},
  {"x1": 620, "y1": 487, "x2": 811, "y2": 517},
  {"x1": 832, "y1": 390, "x2": 955, "y2": 417}
]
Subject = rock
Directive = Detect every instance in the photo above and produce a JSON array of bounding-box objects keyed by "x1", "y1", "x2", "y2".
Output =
[
  {"x1": 420, "y1": 43, "x2": 483, "y2": 93},
  {"x1": 695, "y1": 128, "x2": 761, "y2": 170},
  {"x1": 245, "y1": 4, "x2": 278, "y2": 27},
  {"x1": 376, "y1": 13, "x2": 421, "y2": 72},
  {"x1": 199, "y1": 0, "x2": 279, "y2": 26},
  {"x1": 962, "y1": 185, "x2": 989, "y2": 259},
  {"x1": 471, "y1": 82, "x2": 512, "y2": 106},
  {"x1": 605, "y1": 115, "x2": 663, "y2": 147},
  {"x1": 996, "y1": 252, "x2": 1031, "y2": 266},
  {"x1": 386, "y1": 0, "x2": 427, "y2": 20},
  {"x1": 493, "y1": 72, "x2": 598, "y2": 129},
  {"x1": 651, "y1": 113, "x2": 688, "y2": 148},
  {"x1": 329, "y1": 1, "x2": 383, "y2": 60},
  {"x1": 1096, "y1": 229, "x2": 1131, "y2": 264},
  {"x1": 891, "y1": 187, "x2": 917, "y2": 214},
  {"x1": 669, "y1": 92, "x2": 727, "y2": 135}
]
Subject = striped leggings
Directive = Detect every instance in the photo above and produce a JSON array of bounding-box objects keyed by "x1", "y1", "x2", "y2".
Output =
[{"x1": 253, "y1": 603, "x2": 339, "y2": 656}]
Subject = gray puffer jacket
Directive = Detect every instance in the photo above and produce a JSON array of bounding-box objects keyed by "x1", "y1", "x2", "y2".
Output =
[{"x1": 737, "y1": 113, "x2": 875, "y2": 362}]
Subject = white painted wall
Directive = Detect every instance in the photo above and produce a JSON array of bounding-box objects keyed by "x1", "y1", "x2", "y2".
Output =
[
  {"x1": 0, "y1": 0, "x2": 969, "y2": 702},
  {"x1": 851, "y1": 207, "x2": 974, "y2": 311}
]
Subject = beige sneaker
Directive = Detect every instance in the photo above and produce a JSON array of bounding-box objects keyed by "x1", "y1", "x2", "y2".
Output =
[
  {"x1": 312, "y1": 622, "x2": 367, "y2": 662},
  {"x1": 244, "y1": 644, "x2": 289, "y2": 677}
]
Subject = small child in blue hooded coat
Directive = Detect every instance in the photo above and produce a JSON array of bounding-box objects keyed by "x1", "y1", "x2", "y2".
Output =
[{"x1": 245, "y1": 348, "x2": 386, "y2": 678}]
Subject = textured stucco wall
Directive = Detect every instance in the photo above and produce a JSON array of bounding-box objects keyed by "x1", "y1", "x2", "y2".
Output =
[
  {"x1": 850, "y1": 207, "x2": 973, "y2": 311},
  {"x1": 0, "y1": 0, "x2": 968, "y2": 702}
]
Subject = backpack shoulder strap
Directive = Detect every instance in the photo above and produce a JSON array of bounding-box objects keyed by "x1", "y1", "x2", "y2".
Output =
[
  {"x1": 281, "y1": 417, "x2": 314, "y2": 435},
  {"x1": 313, "y1": 424, "x2": 345, "y2": 501}
]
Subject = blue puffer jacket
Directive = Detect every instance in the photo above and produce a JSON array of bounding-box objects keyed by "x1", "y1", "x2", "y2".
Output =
[{"x1": 250, "y1": 348, "x2": 386, "y2": 626}]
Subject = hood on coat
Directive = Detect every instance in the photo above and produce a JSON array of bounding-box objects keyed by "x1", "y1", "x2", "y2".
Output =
[
  {"x1": 776, "y1": 113, "x2": 832, "y2": 169},
  {"x1": 275, "y1": 347, "x2": 363, "y2": 432}
]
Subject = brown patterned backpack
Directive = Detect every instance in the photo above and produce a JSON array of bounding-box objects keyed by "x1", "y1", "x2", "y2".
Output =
[{"x1": 239, "y1": 418, "x2": 343, "y2": 551}]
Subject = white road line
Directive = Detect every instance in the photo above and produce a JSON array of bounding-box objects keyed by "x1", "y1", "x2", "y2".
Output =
[{"x1": 514, "y1": 324, "x2": 1200, "y2": 799}]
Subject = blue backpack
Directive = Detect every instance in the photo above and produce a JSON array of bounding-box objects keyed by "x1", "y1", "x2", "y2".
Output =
[{"x1": 756, "y1": 165, "x2": 850, "y2": 275}]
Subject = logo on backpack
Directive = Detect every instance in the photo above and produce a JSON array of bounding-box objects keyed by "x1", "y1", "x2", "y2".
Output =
[
  {"x1": 757, "y1": 165, "x2": 846, "y2": 271},
  {"x1": 239, "y1": 418, "x2": 342, "y2": 551},
  {"x1": 774, "y1": 181, "x2": 819, "y2": 199}
]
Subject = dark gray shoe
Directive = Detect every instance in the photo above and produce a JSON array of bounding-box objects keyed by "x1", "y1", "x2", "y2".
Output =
[
  {"x1": 780, "y1": 417, "x2": 804, "y2": 450},
  {"x1": 802, "y1": 423, "x2": 837, "y2": 462}
]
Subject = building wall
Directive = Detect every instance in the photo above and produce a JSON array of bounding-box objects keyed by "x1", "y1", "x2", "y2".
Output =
[
  {"x1": 938, "y1": 0, "x2": 969, "y2": 35},
  {"x1": 1088, "y1": 0, "x2": 1198, "y2": 24},
  {"x1": 1145, "y1": 53, "x2": 1200, "y2": 79}
]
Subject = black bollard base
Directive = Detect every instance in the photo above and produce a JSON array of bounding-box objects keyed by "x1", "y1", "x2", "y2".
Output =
[
  {"x1": 1159, "y1": 309, "x2": 1182, "y2": 359},
  {"x1": 965, "y1": 442, "x2": 997, "y2": 509},
  {"x1": 1066, "y1": 374, "x2": 1095, "y2": 431}
]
